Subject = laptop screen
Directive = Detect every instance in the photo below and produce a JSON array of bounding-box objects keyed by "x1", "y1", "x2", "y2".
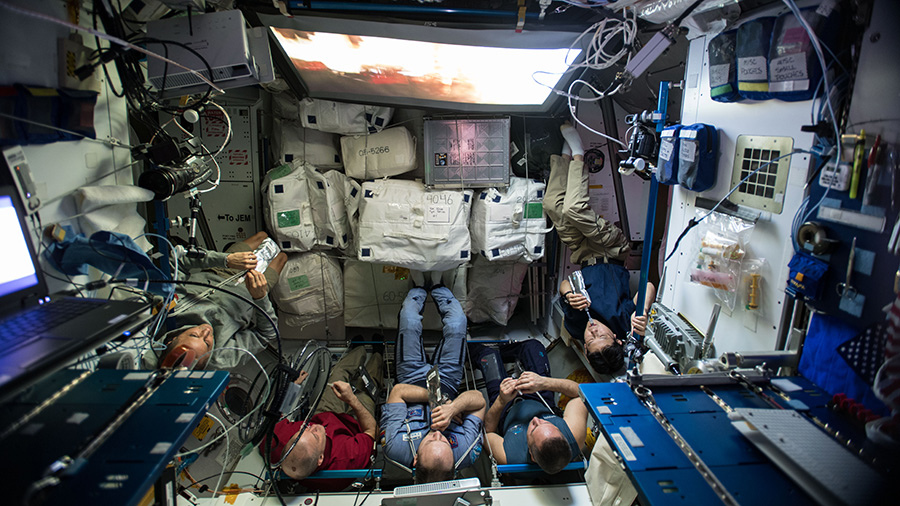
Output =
[{"x1": 0, "y1": 195, "x2": 39, "y2": 298}]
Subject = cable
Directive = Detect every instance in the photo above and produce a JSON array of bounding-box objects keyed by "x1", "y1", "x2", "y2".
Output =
[
  {"x1": 0, "y1": 2, "x2": 222, "y2": 93},
  {"x1": 665, "y1": 150, "x2": 811, "y2": 262},
  {"x1": 566, "y1": 79, "x2": 628, "y2": 148},
  {"x1": 202, "y1": 412, "x2": 231, "y2": 497}
]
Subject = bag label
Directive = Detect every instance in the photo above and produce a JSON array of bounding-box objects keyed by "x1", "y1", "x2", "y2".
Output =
[
  {"x1": 268, "y1": 164, "x2": 293, "y2": 180},
  {"x1": 524, "y1": 202, "x2": 543, "y2": 219},
  {"x1": 709, "y1": 64, "x2": 730, "y2": 88},
  {"x1": 489, "y1": 204, "x2": 514, "y2": 222},
  {"x1": 288, "y1": 275, "x2": 311, "y2": 291},
  {"x1": 277, "y1": 210, "x2": 301, "y2": 228},
  {"x1": 680, "y1": 141, "x2": 697, "y2": 163},
  {"x1": 659, "y1": 140, "x2": 675, "y2": 161},
  {"x1": 771, "y1": 53, "x2": 808, "y2": 82},
  {"x1": 426, "y1": 205, "x2": 451, "y2": 223},
  {"x1": 738, "y1": 56, "x2": 767, "y2": 80}
]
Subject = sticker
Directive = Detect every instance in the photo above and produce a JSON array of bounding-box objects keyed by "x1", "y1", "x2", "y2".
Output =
[
  {"x1": 770, "y1": 378, "x2": 801, "y2": 392},
  {"x1": 488, "y1": 204, "x2": 514, "y2": 222},
  {"x1": 288, "y1": 275, "x2": 311, "y2": 291},
  {"x1": 175, "y1": 413, "x2": 194, "y2": 423},
  {"x1": 22, "y1": 423, "x2": 43, "y2": 435},
  {"x1": 150, "y1": 442, "x2": 172, "y2": 455},
  {"x1": 610, "y1": 433, "x2": 637, "y2": 461},
  {"x1": 434, "y1": 153, "x2": 448, "y2": 166},
  {"x1": 268, "y1": 164, "x2": 292, "y2": 180},
  {"x1": 620, "y1": 427, "x2": 644, "y2": 448},
  {"x1": 426, "y1": 205, "x2": 451, "y2": 223},
  {"x1": 680, "y1": 142, "x2": 697, "y2": 163},
  {"x1": 738, "y1": 56, "x2": 767, "y2": 80},
  {"x1": 709, "y1": 63, "x2": 730, "y2": 88},
  {"x1": 67, "y1": 413, "x2": 89, "y2": 424},
  {"x1": 595, "y1": 406, "x2": 612, "y2": 415},
  {"x1": 659, "y1": 141, "x2": 674, "y2": 162},
  {"x1": 524, "y1": 202, "x2": 543, "y2": 219},
  {"x1": 277, "y1": 210, "x2": 301, "y2": 228},
  {"x1": 770, "y1": 53, "x2": 808, "y2": 82},
  {"x1": 192, "y1": 416, "x2": 214, "y2": 441},
  {"x1": 817, "y1": 0, "x2": 837, "y2": 17}
]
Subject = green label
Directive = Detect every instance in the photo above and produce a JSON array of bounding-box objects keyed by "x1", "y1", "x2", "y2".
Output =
[
  {"x1": 288, "y1": 275, "x2": 311, "y2": 291},
  {"x1": 268, "y1": 164, "x2": 293, "y2": 180},
  {"x1": 524, "y1": 202, "x2": 543, "y2": 219},
  {"x1": 277, "y1": 210, "x2": 300, "y2": 228}
]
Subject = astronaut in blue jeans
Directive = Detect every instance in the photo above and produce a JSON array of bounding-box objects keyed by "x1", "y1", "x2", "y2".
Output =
[{"x1": 381, "y1": 283, "x2": 486, "y2": 484}]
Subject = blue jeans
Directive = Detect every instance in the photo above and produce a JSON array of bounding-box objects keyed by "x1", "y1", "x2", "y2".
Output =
[{"x1": 396, "y1": 286, "x2": 467, "y2": 399}]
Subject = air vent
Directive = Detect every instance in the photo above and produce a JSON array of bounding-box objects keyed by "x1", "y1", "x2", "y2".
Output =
[{"x1": 728, "y1": 135, "x2": 794, "y2": 214}]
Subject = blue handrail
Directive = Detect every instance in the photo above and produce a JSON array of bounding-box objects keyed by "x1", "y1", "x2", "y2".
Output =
[{"x1": 497, "y1": 461, "x2": 586, "y2": 473}]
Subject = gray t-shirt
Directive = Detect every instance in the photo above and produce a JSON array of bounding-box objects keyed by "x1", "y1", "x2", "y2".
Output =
[{"x1": 381, "y1": 402, "x2": 483, "y2": 469}]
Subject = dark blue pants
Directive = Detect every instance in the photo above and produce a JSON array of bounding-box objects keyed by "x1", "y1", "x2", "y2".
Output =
[{"x1": 469, "y1": 341, "x2": 555, "y2": 416}]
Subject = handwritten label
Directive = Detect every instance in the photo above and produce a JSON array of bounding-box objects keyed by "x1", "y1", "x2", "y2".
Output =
[
  {"x1": 426, "y1": 205, "x2": 450, "y2": 223},
  {"x1": 680, "y1": 141, "x2": 697, "y2": 163},
  {"x1": 659, "y1": 140, "x2": 675, "y2": 161},
  {"x1": 817, "y1": 0, "x2": 837, "y2": 17},
  {"x1": 770, "y1": 53, "x2": 808, "y2": 82},
  {"x1": 709, "y1": 64, "x2": 730, "y2": 88},
  {"x1": 738, "y1": 56, "x2": 767, "y2": 80}
]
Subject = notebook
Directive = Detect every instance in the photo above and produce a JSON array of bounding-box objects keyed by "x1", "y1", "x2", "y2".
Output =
[{"x1": 0, "y1": 186, "x2": 151, "y2": 402}]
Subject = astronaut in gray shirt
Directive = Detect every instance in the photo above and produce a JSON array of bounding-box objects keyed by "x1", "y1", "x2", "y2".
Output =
[{"x1": 380, "y1": 285, "x2": 486, "y2": 483}]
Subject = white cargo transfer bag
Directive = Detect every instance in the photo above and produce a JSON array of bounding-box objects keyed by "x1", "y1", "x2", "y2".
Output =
[
  {"x1": 344, "y1": 261, "x2": 467, "y2": 330},
  {"x1": 299, "y1": 98, "x2": 393, "y2": 135},
  {"x1": 271, "y1": 251, "x2": 343, "y2": 331},
  {"x1": 465, "y1": 255, "x2": 529, "y2": 325},
  {"x1": 263, "y1": 162, "x2": 359, "y2": 252},
  {"x1": 357, "y1": 179, "x2": 473, "y2": 271},
  {"x1": 470, "y1": 177, "x2": 550, "y2": 262},
  {"x1": 272, "y1": 118, "x2": 342, "y2": 169},
  {"x1": 340, "y1": 127, "x2": 417, "y2": 180}
]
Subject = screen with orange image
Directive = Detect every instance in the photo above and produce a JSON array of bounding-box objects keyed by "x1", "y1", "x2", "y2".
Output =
[{"x1": 264, "y1": 17, "x2": 583, "y2": 113}]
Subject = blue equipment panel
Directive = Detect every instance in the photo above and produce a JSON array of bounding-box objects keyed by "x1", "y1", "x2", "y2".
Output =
[
  {"x1": 579, "y1": 376, "x2": 867, "y2": 505},
  {"x1": 2, "y1": 369, "x2": 228, "y2": 506}
]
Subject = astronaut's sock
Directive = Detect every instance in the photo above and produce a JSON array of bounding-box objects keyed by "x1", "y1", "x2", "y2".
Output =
[{"x1": 560, "y1": 123, "x2": 584, "y2": 157}]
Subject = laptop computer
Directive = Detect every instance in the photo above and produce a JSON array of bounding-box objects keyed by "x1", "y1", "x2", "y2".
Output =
[{"x1": 0, "y1": 186, "x2": 151, "y2": 403}]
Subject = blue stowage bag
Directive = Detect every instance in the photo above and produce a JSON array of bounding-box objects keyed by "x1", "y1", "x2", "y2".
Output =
[
  {"x1": 768, "y1": 5, "x2": 840, "y2": 102},
  {"x1": 656, "y1": 125, "x2": 681, "y2": 185},
  {"x1": 786, "y1": 251, "x2": 829, "y2": 300},
  {"x1": 736, "y1": 17, "x2": 776, "y2": 100},
  {"x1": 677, "y1": 124, "x2": 718, "y2": 192},
  {"x1": 707, "y1": 30, "x2": 741, "y2": 103}
]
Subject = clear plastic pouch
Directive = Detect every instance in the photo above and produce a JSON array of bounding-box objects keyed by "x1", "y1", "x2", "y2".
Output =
[{"x1": 688, "y1": 209, "x2": 756, "y2": 310}]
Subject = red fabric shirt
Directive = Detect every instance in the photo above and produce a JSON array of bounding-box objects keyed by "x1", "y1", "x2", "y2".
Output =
[{"x1": 261, "y1": 412, "x2": 374, "y2": 491}]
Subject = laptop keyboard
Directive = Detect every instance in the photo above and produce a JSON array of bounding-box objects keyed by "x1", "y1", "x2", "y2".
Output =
[{"x1": 0, "y1": 299, "x2": 105, "y2": 348}]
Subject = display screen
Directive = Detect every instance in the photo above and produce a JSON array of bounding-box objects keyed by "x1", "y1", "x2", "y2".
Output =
[
  {"x1": 0, "y1": 195, "x2": 38, "y2": 298},
  {"x1": 262, "y1": 16, "x2": 583, "y2": 113}
]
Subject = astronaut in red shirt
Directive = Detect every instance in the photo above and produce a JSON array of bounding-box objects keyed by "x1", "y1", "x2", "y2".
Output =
[{"x1": 261, "y1": 346, "x2": 382, "y2": 490}]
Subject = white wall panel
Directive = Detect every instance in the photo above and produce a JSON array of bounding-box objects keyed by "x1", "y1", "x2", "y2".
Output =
[
  {"x1": 0, "y1": 1, "x2": 133, "y2": 292},
  {"x1": 662, "y1": 5, "x2": 819, "y2": 353}
]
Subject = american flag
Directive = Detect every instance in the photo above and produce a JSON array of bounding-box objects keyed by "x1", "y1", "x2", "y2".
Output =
[
  {"x1": 838, "y1": 323, "x2": 887, "y2": 386},
  {"x1": 873, "y1": 295, "x2": 900, "y2": 410}
]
